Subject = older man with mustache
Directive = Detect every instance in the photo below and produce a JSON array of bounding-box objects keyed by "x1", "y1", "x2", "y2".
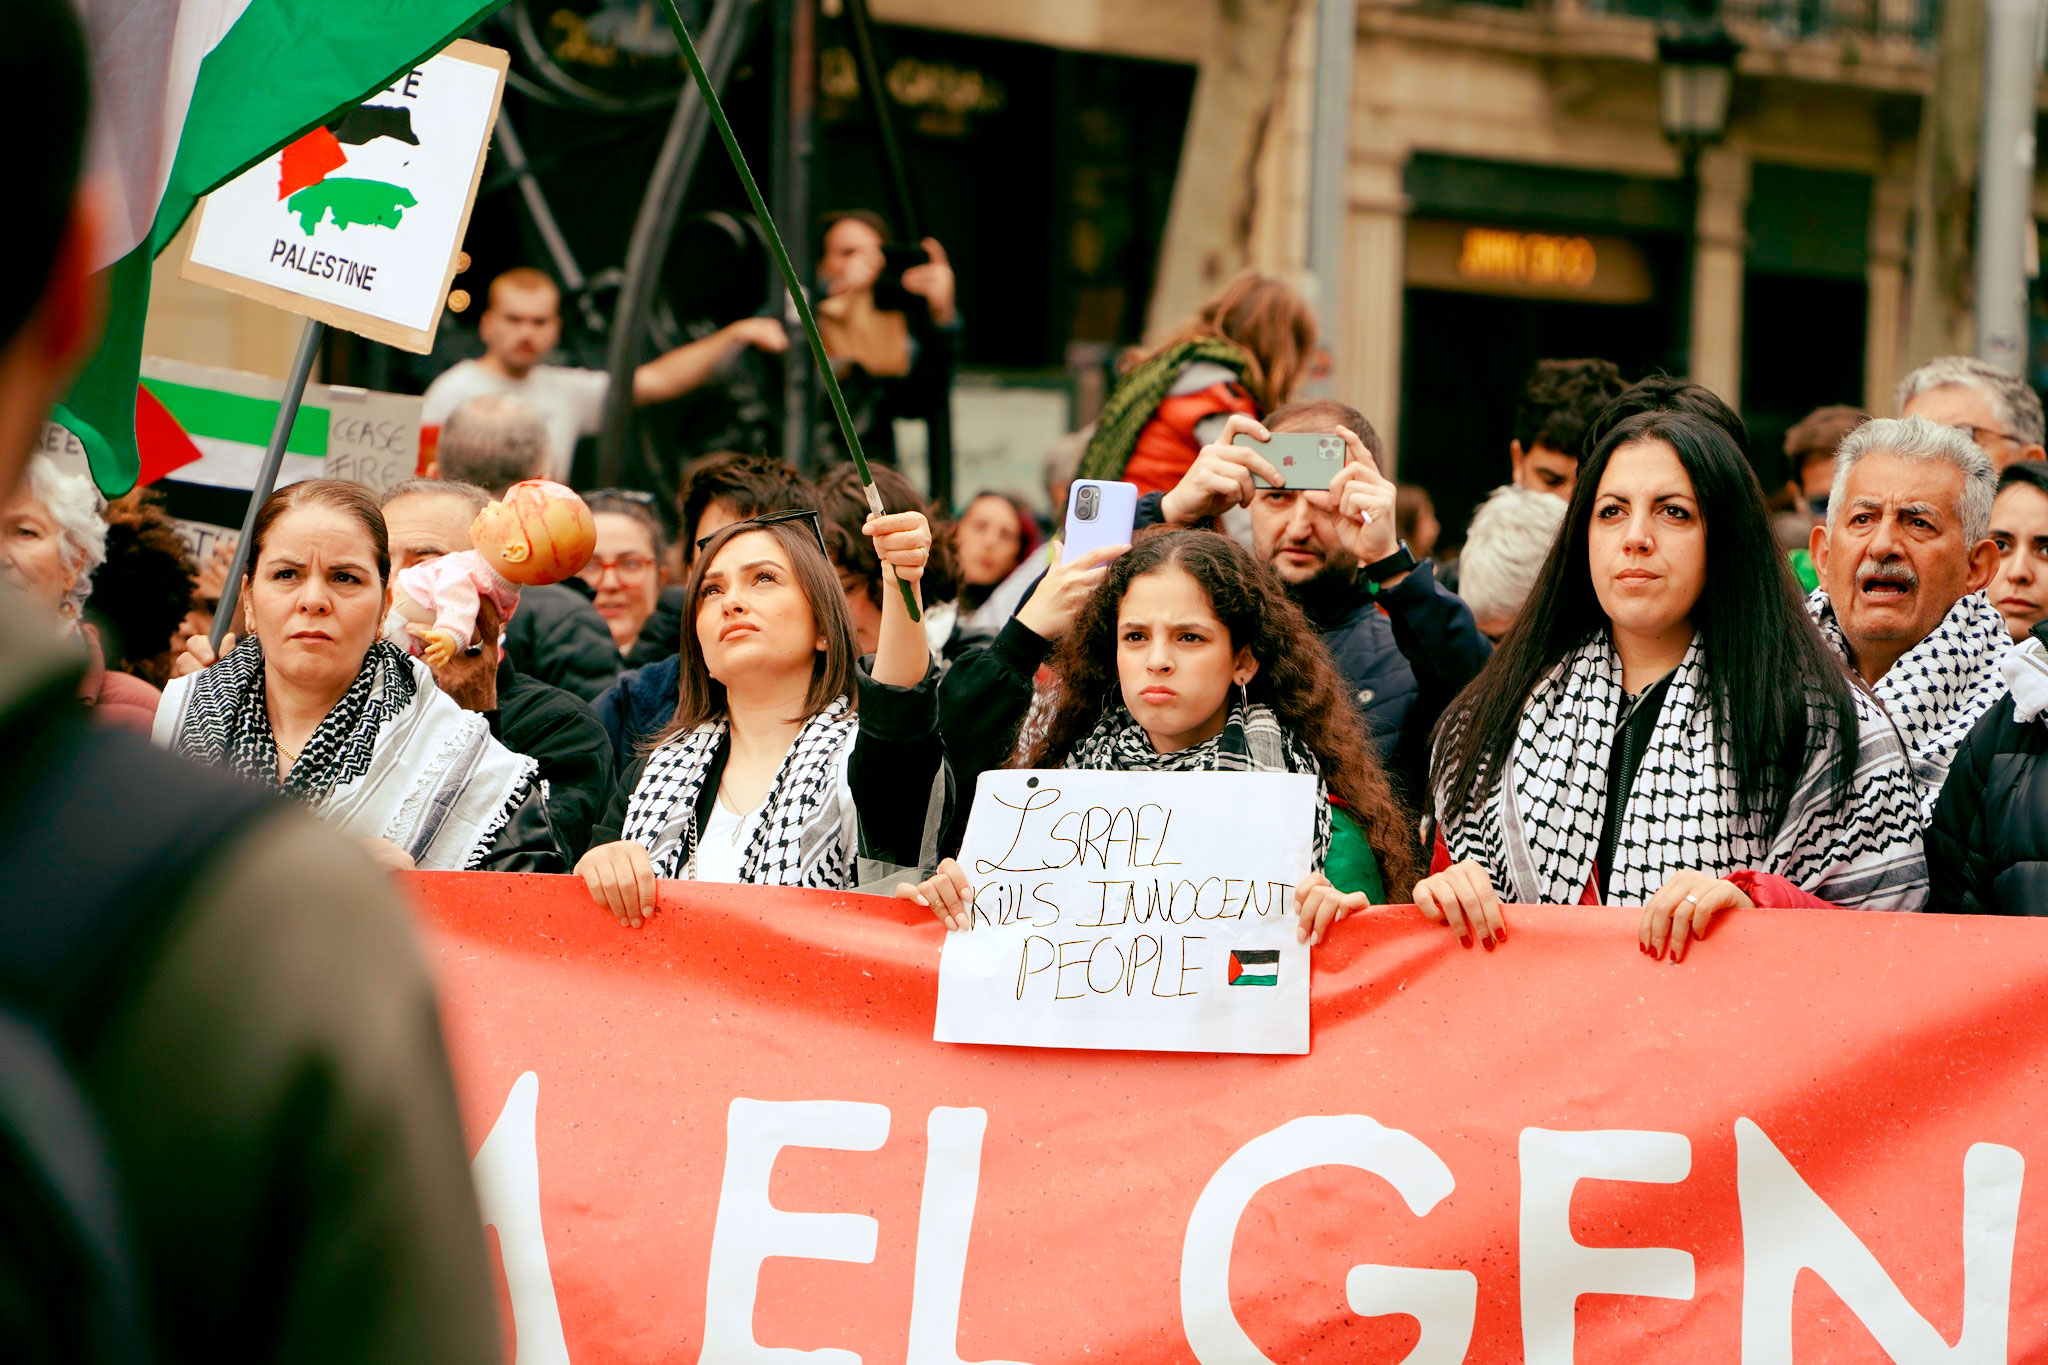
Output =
[{"x1": 1809, "y1": 415, "x2": 2009, "y2": 817}]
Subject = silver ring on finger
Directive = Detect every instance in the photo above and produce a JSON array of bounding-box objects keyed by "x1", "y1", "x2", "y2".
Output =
[
  {"x1": 1359, "y1": 508, "x2": 1375, "y2": 524},
  {"x1": 1682, "y1": 892, "x2": 1700, "y2": 906}
]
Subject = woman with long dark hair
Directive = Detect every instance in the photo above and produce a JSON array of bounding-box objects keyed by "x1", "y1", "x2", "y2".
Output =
[
  {"x1": 1418, "y1": 411, "x2": 1926, "y2": 958},
  {"x1": 900, "y1": 529, "x2": 1417, "y2": 944},
  {"x1": 577, "y1": 507, "x2": 945, "y2": 923}
]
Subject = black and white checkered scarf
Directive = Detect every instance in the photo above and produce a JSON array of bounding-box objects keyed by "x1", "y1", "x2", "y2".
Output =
[
  {"x1": 158, "y1": 636, "x2": 536, "y2": 870},
  {"x1": 620, "y1": 695, "x2": 859, "y2": 886},
  {"x1": 1436, "y1": 633, "x2": 1927, "y2": 909},
  {"x1": 1808, "y1": 588, "x2": 2011, "y2": 819},
  {"x1": 1063, "y1": 695, "x2": 1333, "y2": 865}
]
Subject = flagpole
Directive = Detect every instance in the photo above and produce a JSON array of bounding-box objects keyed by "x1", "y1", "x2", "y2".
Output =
[
  {"x1": 209, "y1": 318, "x2": 325, "y2": 651},
  {"x1": 656, "y1": 0, "x2": 921, "y2": 624}
]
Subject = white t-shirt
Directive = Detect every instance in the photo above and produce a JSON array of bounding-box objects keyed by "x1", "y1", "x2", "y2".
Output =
[
  {"x1": 689, "y1": 792, "x2": 769, "y2": 884},
  {"x1": 421, "y1": 359, "x2": 610, "y2": 482}
]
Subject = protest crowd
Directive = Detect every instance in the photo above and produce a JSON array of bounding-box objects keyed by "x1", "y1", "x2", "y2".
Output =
[{"x1": 14, "y1": 0, "x2": 2048, "y2": 1357}]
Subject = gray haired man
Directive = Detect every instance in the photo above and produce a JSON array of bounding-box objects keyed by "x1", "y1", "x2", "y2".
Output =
[
  {"x1": 1809, "y1": 415, "x2": 2010, "y2": 815},
  {"x1": 1898, "y1": 355, "x2": 2047, "y2": 470}
]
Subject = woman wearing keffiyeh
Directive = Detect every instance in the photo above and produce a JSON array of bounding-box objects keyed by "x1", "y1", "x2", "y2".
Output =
[
  {"x1": 577, "y1": 506, "x2": 946, "y2": 924},
  {"x1": 1417, "y1": 412, "x2": 1928, "y2": 962},
  {"x1": 897, "y1": 530, "x2": 1418, "y2": 946}
]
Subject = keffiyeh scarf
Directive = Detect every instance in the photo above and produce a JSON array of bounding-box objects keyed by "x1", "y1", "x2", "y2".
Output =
[
  {"x1": 156, "y1": 637, "x2": 536, "y2": 870},
  {"x1": 1064, "y1": 696, "x2": 1334, "y2": 865},
  {"x1": 1437, "y1": 634, "x2": 1927, "y2": 909},
  {"x1": 621, "y1": 696, "x2": 860, "y2": 886},
  {"x1": 1809, "y1": 588, "x2": 2010, "y2": 818}
]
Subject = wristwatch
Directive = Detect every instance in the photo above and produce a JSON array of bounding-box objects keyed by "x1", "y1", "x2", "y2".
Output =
[{"x1": 1360, "y1": 540, "x2": 1417, "y2": 586}]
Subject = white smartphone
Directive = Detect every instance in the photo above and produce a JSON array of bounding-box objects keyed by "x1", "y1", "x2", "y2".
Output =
[{"x1": 1060, "y1": 479, "x2": 1138, "y2": 563}]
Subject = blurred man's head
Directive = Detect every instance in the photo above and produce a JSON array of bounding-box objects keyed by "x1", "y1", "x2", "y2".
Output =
[
  {"x1": 1, "y1": 0, "x2": 98, "y2": 505},
  {"x1": 1897, "y1": 356, "x2": 2047, "y2": 470},
  {"x1": 431, "y1": 394, "x2": 550, "y2": 495},
  {"x1": 676, "y1": 451, "x2": 819, "y2": 569},
  {"x1": 1784, "y1": 404, "x2": 1868, "y2": 513},
  {"x1": 1244, "y1": 398, "x2": 1384, "y2": 593},
  {"x1": 819, "y1": 210, "x2": 889, "y2": 298},
  {"x1": 379, "y1": 478, "x2": 490, "y2": 572},
  {"x1": 477, "y1": 268, "x2": 562, "y2": 378},
  {"x1": 1459, "y1": 483, "x2": 1567, "y2": 639},
  {"x1": 1510, "y1": 358, "x2": 1626, "y2": 501}
]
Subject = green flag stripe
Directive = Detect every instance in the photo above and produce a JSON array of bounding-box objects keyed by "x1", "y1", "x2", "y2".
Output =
[
  {"x1": 142, "y1": 380, "x2": 329, "y2": 457},
  {"x1": 1232, "y1": 974, "x2": 1278, "y2": 987}
]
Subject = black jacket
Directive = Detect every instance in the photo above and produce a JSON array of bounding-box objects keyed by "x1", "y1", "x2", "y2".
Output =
[
  {"x1": 503, "y1": 583, "x2": 620, "y2": 704},
  {"x1": 1926, "y1": 685, "x2": 2046, "y2": 915},
  {"x1": 488, "y1": 659, "x2": 614, "y2": 862},
  {"x1": 594, "y1": 655, "x2": 681, "y2": 770}
]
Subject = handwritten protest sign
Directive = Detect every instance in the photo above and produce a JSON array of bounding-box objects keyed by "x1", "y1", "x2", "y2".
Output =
[
  {"x1": 935, "y1": 769, "x2": 1315, "y2": 1054},
  {"x1": 181, "y1": 40, "x2": 507, "y2": 352}
]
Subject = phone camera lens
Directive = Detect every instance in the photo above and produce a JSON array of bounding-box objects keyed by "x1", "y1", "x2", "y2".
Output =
[{"x1": 1077, "y1": 487, "x2": 1099, "y2": 520}]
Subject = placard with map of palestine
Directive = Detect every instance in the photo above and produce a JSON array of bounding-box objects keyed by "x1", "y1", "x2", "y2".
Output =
[{"x1": 182, "y1": 40, "x2": 508, "y2": 353}]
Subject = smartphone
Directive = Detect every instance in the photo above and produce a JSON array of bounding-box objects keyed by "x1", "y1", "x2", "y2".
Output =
[
  {"x1": 1233, "y1": 430, "x2": 1349, "y2": 490},
  {"x1": 872, "y1": 243, "x2": 935, "y2": 313},
  {"x1": 1060, "y1": 479, "x2": 1138, "y2": 563}
]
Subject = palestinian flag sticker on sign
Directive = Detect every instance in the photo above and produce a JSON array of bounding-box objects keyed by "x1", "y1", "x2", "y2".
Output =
[{"x1": 1228, "y1": 949, "x2": 1280, "y2": 987}]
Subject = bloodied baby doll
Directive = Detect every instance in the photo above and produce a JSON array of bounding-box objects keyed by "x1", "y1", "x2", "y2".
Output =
[{"x1": 383, "y1": 479, "x2": 598, "y2": 666}]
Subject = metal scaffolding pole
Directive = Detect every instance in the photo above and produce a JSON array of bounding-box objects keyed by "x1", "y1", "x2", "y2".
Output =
[{"x1": 1975, "y1": 0, "x2": 2044, "y2": 372}]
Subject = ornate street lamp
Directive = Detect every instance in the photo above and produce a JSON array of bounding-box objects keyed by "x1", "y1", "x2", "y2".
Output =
[{"x1": 1656, "y1": 18, "x2": 1742, "y2": 374}]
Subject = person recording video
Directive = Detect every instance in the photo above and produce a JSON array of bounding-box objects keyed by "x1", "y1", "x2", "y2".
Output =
[{"x1": 813, "y1": 210, "x2": 958, "y2": 467}]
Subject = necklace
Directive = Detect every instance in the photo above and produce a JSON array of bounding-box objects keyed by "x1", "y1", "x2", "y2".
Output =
[{"x1": 275, "y1": 734, "x2": 304, "y2": 768}]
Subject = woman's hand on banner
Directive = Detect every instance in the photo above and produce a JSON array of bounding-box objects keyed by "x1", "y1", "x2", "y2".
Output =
[
  {"x1": 1412, "y1": 859, "x2": 1506, "y2": 949},
  {"x1": 361, "y1": 837, "x2": 417, "y2": 873},
  {"x1": 1292, "y1": 872, "x2": 1368, "y2": 947},
  {"x1": 897, "y1": 858, "x2": 975, "y2": 931},
  {"x1": 577, "y1": 840, "x2": 659, "y2": 928},
  {"x1": 1640, "y1": 871, "x2": 1751, "y2": 963}
]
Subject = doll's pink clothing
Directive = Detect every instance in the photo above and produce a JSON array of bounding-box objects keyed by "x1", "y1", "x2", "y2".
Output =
[{"x1": 390, "y1": 551, "x2": 522, "y2": 651}]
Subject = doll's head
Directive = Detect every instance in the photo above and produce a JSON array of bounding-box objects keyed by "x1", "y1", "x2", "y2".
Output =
[{"x1": 470, "y1": 479, "x2": 598, "y2": 586}]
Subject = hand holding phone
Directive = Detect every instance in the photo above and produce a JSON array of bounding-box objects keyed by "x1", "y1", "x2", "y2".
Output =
[{"x1": 1060, "y1": 480, "x2": 1138, "y2": 564}]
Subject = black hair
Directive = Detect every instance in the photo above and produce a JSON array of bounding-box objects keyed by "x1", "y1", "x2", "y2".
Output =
[
  {"x1": 1513, "y1": 359, "x2": 1627, "y2": 460},
  {"x1": 1433, "y1": 410, "x2": 1859, "y2": 836},
  {"x1": 1998, "y1": 462, "x2": 2048, "y2": 498},
  {"x1": 676, "y1": 452, "x2": 818, "y2": 558},
  {"x1": 1589, "y1": 374, "x2": 1751, "y2": 458},
  {"x1": 7, "y1": 0, "x2": 88, "y2": 348}
]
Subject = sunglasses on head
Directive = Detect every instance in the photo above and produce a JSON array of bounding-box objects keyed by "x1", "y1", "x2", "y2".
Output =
[
  {"x1": 584, "y1": 487, "x2": 659, "y2": 507},
  {"x1": 696, "y1": 507, "x2": 830, "y2": 559}
]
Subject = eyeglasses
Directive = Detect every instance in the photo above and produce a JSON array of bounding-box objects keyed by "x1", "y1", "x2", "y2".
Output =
[
  {"x1": 696, "y1": 507, "x2": 830, "y2": 559},
  {"x1": 584, "y1": 487, "x2": 659, "y2": 507},
  {"x1": 578, "y1": 554, "x2": 658, "y2": 585},
  {"x1": 1952, "y1": 424, "x2": 2030, "y2": 449}
]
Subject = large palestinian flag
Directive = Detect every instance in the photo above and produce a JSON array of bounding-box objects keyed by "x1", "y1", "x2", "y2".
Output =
[{"x1": 60, "y1": 0, "x2": 499, "y2": 497}]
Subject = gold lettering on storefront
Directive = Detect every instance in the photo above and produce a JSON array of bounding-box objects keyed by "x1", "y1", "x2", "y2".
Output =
[{"x1": 1456, "y1": 229, "x2": 1599, "y2": 290}]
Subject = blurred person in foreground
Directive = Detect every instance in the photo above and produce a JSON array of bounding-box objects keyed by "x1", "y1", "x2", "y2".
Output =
[
  {"x1": 3, "y1": 452, "x2": 159, "y2": 729},
  {"x1": 1806, "y1": 416, "x2": 2008, "y2": 817},
  {"x1": 0, "y1": 2, "x2": 498, "y2": 1357},
  {"x1": 432, "y1": 392, "x2": 618, "y2": 701},
  {"x1": 1077, "y1": 272, "x2": 1319, "y2": 494},
  {"x1": 1897, "y1": 354, "x2": 2047, "y2": 471},
  {"x1": 592, "y1": 452, "x2": 821, "y2": 765},
  {"x1": 421, "y1": 266, "x2": 787, "y2": 481},
  {"x1": 814, "y1": 210, "x2": 960, "y2": 466},
  {"x1": 1456, "y1": 483, "x2": 1566, "y2": 641}
]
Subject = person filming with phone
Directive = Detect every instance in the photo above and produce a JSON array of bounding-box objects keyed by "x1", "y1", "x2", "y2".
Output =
[
  {"x1": 1145, "y1": 400, "x2": 1491, "y2": 800},
  {"x1": 814, "y1": 209, "x2": 959, "y2": 467}
]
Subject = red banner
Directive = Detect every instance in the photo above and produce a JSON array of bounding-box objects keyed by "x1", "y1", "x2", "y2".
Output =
[{"x1": 410, "y1": 872, "x2": 2048, "y2": 1363}]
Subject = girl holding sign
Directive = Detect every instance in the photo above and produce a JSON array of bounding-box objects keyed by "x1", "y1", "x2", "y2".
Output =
[
  {"x1": 576, "y1": 508, "x2": 945, "y2": 923},
  {"x1": 901, "y1": 529, "x2": 1418, "y2": 944}
]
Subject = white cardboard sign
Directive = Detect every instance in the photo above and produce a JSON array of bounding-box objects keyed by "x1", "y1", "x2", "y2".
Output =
[
  {"x1": 182, "y1": 40, "x2": 508, "y2": 353},
  {"x1": 934, "y1": 770, "x2": 1315, "y2": 1055}
]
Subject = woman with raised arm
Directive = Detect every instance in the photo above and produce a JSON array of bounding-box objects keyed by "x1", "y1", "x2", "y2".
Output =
[
  {"x1": 1416, "y1": 411, "x2": 1927, "y2": 961},
  {"x1": 577, "y1": 507, "x2": 945, "y2": 923},
  {"x1": 903, "y1": 529, "x2": 1417, "y2": 945}
]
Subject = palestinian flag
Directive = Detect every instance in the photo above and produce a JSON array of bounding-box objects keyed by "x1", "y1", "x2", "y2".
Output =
[
  {"x1": 58, "y1": 0, "x2": 498, "y2": 497},
  {"x1": 1228, "y1": 949, "x2": 1280, "y2": 987}
]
